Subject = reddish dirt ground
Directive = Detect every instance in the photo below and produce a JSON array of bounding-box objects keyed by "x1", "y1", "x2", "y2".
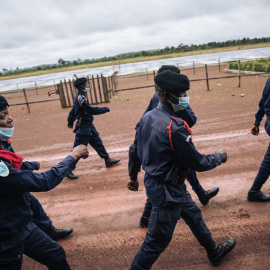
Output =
[{"x1": 6, "y1": 66, "x2": 270, "y2": 269}]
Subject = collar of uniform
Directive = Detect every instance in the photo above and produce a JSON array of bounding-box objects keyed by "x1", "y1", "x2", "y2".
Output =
[{"x1": 157, "y1": 102, "x2": 174, "y2": 115}]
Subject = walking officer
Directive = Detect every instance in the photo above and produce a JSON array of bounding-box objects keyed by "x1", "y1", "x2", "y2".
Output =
[
  {"x1": 0, "y1": 96, "x2": 73, "y2": 242},
  {"x1": 128, "y1": 65, "x2": 219, "y2": 228},
  {"x1": 0, "y1": 96, "x2": 89, "y2": 269},
  {"x1": 248, "y1": 78, "x2": 270, "y2": 202},
  {"x1": 129, "y1": 70, "x2": 236, "y2": 269},
  {"x1": 66, "y1": 77, "x2": 120, "y2": 179}
]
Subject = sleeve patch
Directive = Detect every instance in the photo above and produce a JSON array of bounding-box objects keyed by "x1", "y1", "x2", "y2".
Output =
[
  {"x1": 186, "y1": 135, "x2": 192, "y2": 142},
  {"x1": 78, "y1": 95, "x2": 87, "y2": 106},
  {"x1": 0, "y1": 161, "x2": 9, "y2": 177}
]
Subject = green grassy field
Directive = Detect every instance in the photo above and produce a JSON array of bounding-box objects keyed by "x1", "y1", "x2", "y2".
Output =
[{"x1": 1, "y1": 42, "x2": 270, "y2": 81}]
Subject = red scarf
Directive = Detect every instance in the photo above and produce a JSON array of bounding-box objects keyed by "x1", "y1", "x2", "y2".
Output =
[{"x1": 0, "y1": 150, "x2": 23, "y2": 169}]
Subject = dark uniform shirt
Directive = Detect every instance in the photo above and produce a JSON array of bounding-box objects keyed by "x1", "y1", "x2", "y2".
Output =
[
  {"x1": 254, "y1": 78, "x2": 270, "y2": 126},
  {"x1": 134, "y1": 103, "x2": 222, "y2": 203},
  {"x1": 67, "y1": 93, "x2": 110, "y2": 135}
]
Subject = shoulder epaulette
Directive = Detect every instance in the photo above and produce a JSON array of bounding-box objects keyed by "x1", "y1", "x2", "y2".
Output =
[{"x1": 78, "y1": 95, "x2": 87, "y2": 106}]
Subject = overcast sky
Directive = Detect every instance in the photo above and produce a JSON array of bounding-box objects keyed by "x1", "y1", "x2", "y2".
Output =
[{"x1": 1, "y1": 0, "x2": 270, "y2": 70}]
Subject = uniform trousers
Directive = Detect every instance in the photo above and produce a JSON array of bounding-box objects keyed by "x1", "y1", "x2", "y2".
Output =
[
  {"x1": 0, "y1": 222, "x2": 70, "y2": 270},
  {"x1": 130, "y1": 190, "x2": 212, "y2": 270},
  {"x1": 73, "y1": 125, "x2": 109, "y2": 159},
  {"x1": 29, "y1": 194, "x2": 52, "y2": 231},
  {"x1": 253, "y1": 121, "x2": 270, "y2": 187}
]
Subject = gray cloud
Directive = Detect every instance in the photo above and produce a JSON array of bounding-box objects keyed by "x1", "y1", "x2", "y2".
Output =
[{"x1": 0, "y1": 0, "x2": 270, "y2": 70}]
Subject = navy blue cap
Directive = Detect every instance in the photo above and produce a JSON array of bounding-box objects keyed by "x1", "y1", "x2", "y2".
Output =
[
  {"x1": 74, "y1": 77, "x2": 87, "y2": 88},
  {"x1": 154, "y1": 70, "x2": 190, "y2": 92}
]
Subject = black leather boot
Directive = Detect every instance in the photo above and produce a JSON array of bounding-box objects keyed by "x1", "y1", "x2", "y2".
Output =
[
  {"x1": 207, "y1": 237, "x2": 236, "y2": 266},
  {"x1": 198, "y1": 187, "x2": 219, "y2": 206},
  {"x1": 105, "y1": 157, "x2": 120, "y2": 168},
  {"x1": 45, "y1": 225, "x2": 73, "y2": 241},
  {"x1": 139, "y1": 210, "x2": 151, "y2": 228},
  {"x1": 247, "y1": 190, "x2": 270, "y2": 202},
  {"x1": 66, "y1": 172, "x2": 78, "y2": 179}
]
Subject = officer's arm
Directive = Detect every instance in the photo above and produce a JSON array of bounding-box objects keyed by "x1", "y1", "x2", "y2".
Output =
[
  {"x1": 67, "y1": 107, "x2": 75, "y2": 127},
  {"x1": 80, "y1": 98, "x2": 110, "y2": 115},
  {"x1": 127, "y1": 134, "x2": 140, "y2": 191},
  {"x1": 175, "y1": 105, "x2": 197, "y2": 128},
  {"x1": 0, "y1": 156, "x2": 76, "y2": 193},
  {"x1": 254, "y1": 97, "x2": 265, "y2": 127},
  {"x1": 128, "y1": 135, "x2": 141, "y2": 180},
  {"x1": 172, "y1": 127, "x2": 223, "y2": 172}
]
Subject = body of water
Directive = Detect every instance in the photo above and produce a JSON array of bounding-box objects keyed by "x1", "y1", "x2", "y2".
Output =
[{"x1": 1, "y1": 47, "x2": 270, "y2": 92}]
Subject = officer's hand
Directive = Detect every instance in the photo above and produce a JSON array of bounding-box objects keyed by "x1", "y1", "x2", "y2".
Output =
[
  {"x1": 216, "y1": 149, "x2": 227, "y2": 163},
  {"x1": 251, "y1": 125, "x2": 259, "y2": 136},
  {"x1": 67, "y1": 124, "x2": 73, "y2": 129},
  {"x1": 36, "y1": 161, "x2": 40, "y2": 170},
  {"x1": 127, "y1": 180, "x2": 139, "y2": 191},
  {"x1": 70, "y1": 145, "x2": 89, "y2": 161}
]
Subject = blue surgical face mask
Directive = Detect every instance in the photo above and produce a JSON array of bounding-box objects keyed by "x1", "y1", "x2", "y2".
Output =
[
  {"x1": 0, "y1": 126, "x2": 14, "y2": 141},
  {"x1": 83, "y1": 87, "x2": 90, "y2": 93},
  {"x1": 168, "y1": 92, "x2": 189, "y2": 111}
]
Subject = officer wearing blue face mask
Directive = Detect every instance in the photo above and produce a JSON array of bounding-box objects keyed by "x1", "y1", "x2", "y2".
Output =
[
  {"x1": 129, "y1": 70, "x2": 236, "y2": 269},
  {"x1": 67, "y1": 77, "x2": 120, "y2": 179},
  {"x1": 128, "y1": 65, "x2": 219, "y2": 229},
  {"x1": 0, "y1": 95, "x2": 89, "y2": 269}
]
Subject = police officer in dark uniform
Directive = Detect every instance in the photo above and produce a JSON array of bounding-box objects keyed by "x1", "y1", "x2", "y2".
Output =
[
  {"x1": 0, "y1": 97, "x2": 89, "y2": 269},
  {"x1": 0, "y1": 97, "x2": 73, "y2": 241},
  {"x1": 248, "y1": 78, "x2": 270, "y2": 202},
  {"x1": 66, "y1": 77, "x2": 120, "y2": 179},
  {"x1": 128, "y1": 70, "x2": 236, "y2": 269},
  {"x1": 128, "y1": 65, "x2": 219, "y2": 228}
]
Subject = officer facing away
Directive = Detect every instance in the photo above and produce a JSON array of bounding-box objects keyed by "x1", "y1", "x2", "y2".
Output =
[
  {"x1": 0, "y1": 99, "x2": 89, "y2": 269},
  {"x1": 127, "y1": 65, "x2": 219, "y2": 228},
  {"x1": 248, "y1": 78, "x2": 270, "y2": 202},
  {"x1": 0, "y1": 96, "x2": 73, "y2": 242},
  {"x1": 129, "y1": 70, "x2": 236, "y2": 269},
  {"x1": 67, "y1": 77, "x2": 120, "y2": 179}
]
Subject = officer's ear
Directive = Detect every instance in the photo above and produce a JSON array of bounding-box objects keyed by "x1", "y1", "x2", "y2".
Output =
[{"x1": 164, "y1": 91, "x2": 170, "y2": 98}]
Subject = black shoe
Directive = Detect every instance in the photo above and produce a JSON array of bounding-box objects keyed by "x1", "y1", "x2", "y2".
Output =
[
  {"x1": 139, "y1": 210, "x2": 151, "y2": 228},
  {"x1": 199, "y1": 187, "x2": 220, "y2": 206},
  {"x1": 208, "y1": 237, "x2": 236, "y2": 266},
  {"x1": 45, "y1": 225, "x2": 73, "y2": 241},
  {"x1": 66, "y1": 172, "x2": 78, "y2": 179},
  {"x1": 105, "y1": 158, "x2": 120, "y2": 168},
  {"x1": 247, "y1": 190, "x2": 270, "y2": 202}
]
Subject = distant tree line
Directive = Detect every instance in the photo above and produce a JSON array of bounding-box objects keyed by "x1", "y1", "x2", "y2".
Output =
[
  {"x1": 229, "y1": 58, "x2": 270, "y2": 73},
  {"x1": 1, "y1": 36, "x2": 270, "y2": 77}
]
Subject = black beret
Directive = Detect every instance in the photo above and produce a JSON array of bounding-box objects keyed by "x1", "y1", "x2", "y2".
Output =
[
  {"x1": 158, "y1": 65, "x2": 180, "y2": 74},
  {"x1": 74, "y1": 77, "x2": 87, "y2": 88},
  {"x1": 154, "y1": 70, "x2": 190, "y2": 92},
  {"x1": 0, "y1": 96, "x2": 9, "y2": 111}
]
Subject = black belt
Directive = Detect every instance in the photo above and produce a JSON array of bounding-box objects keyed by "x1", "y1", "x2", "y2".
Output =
[
  {"x1": 171, "y1": 174, "x2": 185, "y2": 185},
  {"x1": 82, "y1": 119, "x2": 92, "y2": 125},
  {"x1": 0, "y1": 220, "x2": 31, "y2": 242},
  {"x1": 78, "y1": 117, "x2": 92, "y2": 126},
  {"x1": 267, "y1": 115, "x2": 270, "y2": 122}
]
